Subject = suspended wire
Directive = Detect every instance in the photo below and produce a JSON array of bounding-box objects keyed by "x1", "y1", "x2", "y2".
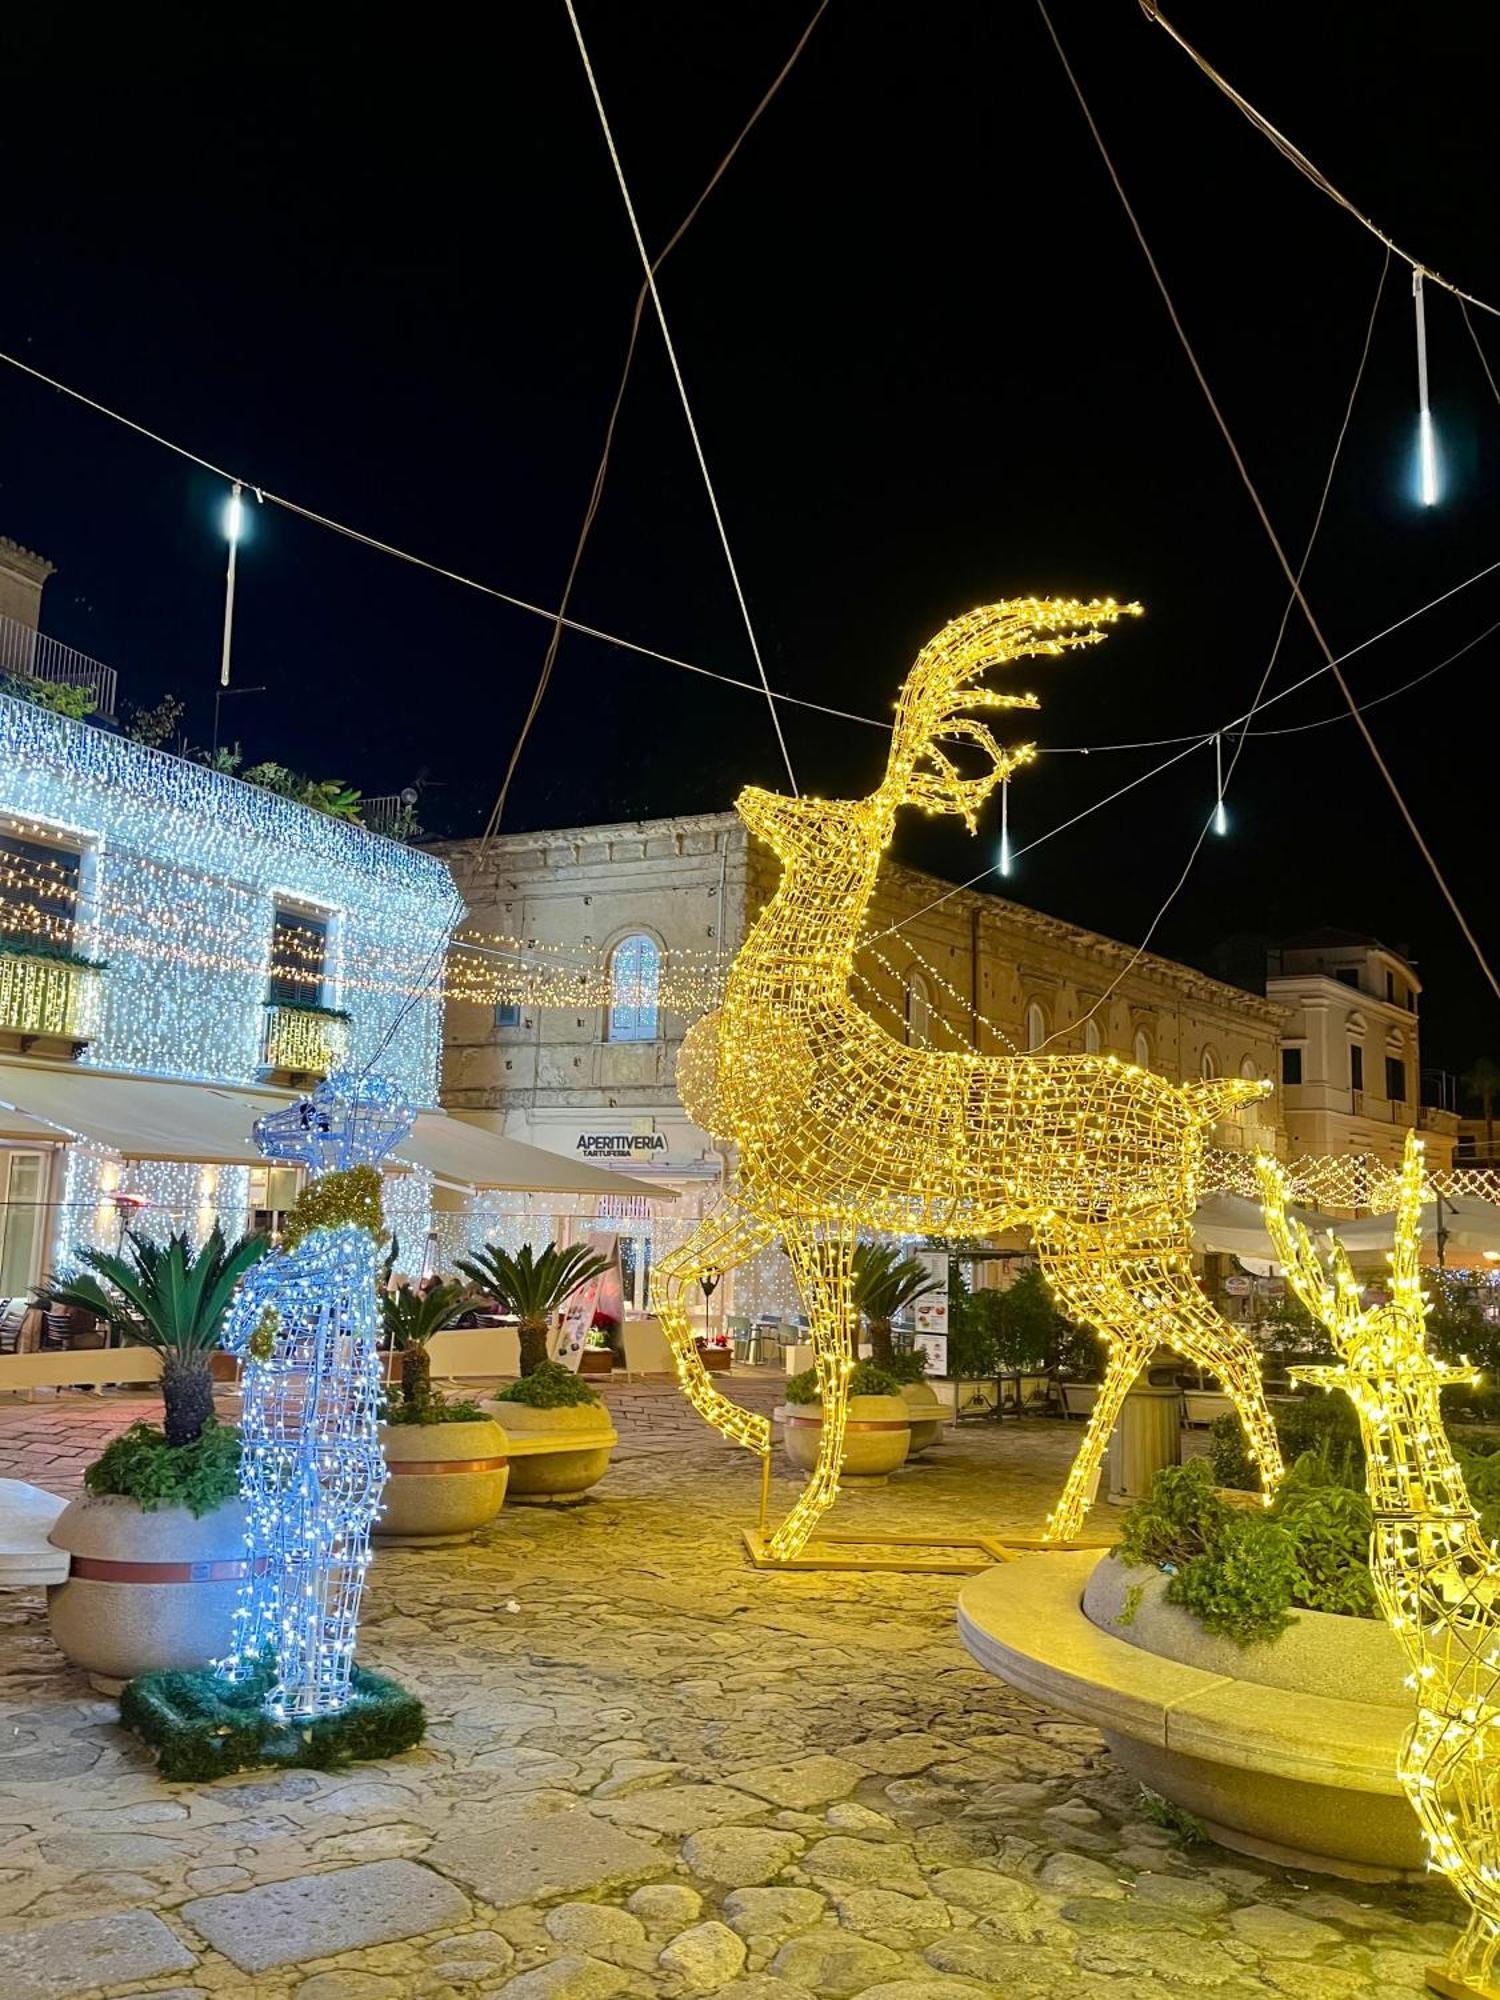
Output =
[
  {"x1": 1039, "y1": 0, "x2": 1500, "y2": 1009},
  {"x1": 1138, "y1": 1, "x2": 1500, "y2": 318},
  {"x1": 479, "y1": 0, "x2": 830, "y2": 849},
  {"x1": 563, "y1": 0, "x2": 799, "y2": 795},
  {"x1": 1246, "y1": 613, "x2": 1500, "y2": 739}
]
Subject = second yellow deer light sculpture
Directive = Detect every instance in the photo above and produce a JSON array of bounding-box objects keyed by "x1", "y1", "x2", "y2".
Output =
[{"x1": 656, "y1": 598, "x2": 1283, "y2": 1558}]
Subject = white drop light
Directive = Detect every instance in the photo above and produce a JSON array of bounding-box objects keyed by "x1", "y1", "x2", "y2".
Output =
[
  {"x1": 1213, "y1": 732, "x2": 1228, "y2": 836},
  {"x1": 998, "y1": 776, "x2": 1013, "y2": 877},
  {"x1": 1414, "y1": 270, "x2": 1439, "y2": 507},
  {"x1": 225, "y1": 484, "x2": 245, "y2": 544}
]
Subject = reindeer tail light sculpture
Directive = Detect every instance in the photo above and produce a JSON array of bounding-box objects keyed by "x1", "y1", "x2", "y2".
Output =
[
  {"x1": 1260, "y1": 1134, "x2": 1500, "y2": 1999},
  {"x1": 659, "y1": 597, "x2": 1282, "y2": 1560}
]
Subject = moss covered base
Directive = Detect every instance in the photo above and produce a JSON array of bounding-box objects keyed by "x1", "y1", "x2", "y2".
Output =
[{"x1": 120, "y1": 1661, "x2": 425, "y2": 1783}]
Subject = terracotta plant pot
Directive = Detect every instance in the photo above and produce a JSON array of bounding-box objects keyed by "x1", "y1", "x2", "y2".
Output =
[
  {"x1": 776, "y1": 1393, "x2": 911, "y2": 1482},
  {"x1": 899, "y1": 1379, "x2": 946, "y2": 1453},
  {"x1": 479, "y1": 1397, "x2": 618, "y2": 1505},
  {"x1": 47, "y1": 1492, "x2": 248, "y2": 1695},
  {"x1": 376, "y1": 1417, "x2": 510, "y2": 1543},
  {"x1": 695, "y1": 1341, "x2": 732, "y2": 1374},
  {"x1": 579, "y1": 1348, "x2": 614, "y2": 1376}
]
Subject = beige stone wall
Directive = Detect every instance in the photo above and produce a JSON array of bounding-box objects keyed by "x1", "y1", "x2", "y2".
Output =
[{"x1": 0, "y1": 538, "x2": 54, "y2": 635}]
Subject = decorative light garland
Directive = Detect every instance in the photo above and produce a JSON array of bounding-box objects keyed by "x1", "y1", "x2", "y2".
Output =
[
  {"x1": 658, "y1": 598, "x2": 1285, "y2": 1559},
  {"x1": 1260, "y1": 1135, "x2": 1500, "y2": 1993},
  {"x1": 217, "y1": 1072, "x2": 413, "y2": 1719}
]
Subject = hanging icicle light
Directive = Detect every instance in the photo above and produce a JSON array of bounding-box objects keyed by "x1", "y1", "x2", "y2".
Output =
[
  {"x1": 1413, "y1": 270, "x2": 1440, "y2": 507},
  {"x1": 1212, "y1": 732, "x2": 1228, "y2": 836},
  {"x1": 998, "y1": 775, "x2": 1013, "y2": 877}
]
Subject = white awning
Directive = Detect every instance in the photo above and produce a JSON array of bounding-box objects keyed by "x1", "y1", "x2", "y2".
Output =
[
  {"x1": 394, "y1": 1111, "x2": 674, "y2": 1201},
  {"x1": 1191, "y1": 1190, "x2": 1328, "y2": 1262},
  {"x1": 0, "y1": 1059, "x2": 296, "y2": 1165}
]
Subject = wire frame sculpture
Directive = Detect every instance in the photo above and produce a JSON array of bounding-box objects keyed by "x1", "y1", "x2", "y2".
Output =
[
  {"x1": 657, "y1": 598, "x2": 1283, "y2": 1559},
  {"x1": 1260, "y1": 1134, "x2": 1500, "y2": 1997},
  {"x1": 217, "y1": 1071, "x2": 414, "y2": 1718}
]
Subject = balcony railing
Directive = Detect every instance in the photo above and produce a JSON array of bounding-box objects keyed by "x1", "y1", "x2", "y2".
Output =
[
  {"x1": 0, "y1": 948, "x2": 102, "y2": 1045},
  {"x1": 262, "y1": 1002, "x2": 351, "y2": 1078},
  {"x1": 0, "y1": 615, "x2": 118, "y2": 719}
]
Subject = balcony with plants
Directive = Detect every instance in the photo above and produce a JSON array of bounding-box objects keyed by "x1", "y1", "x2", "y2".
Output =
[
  {"x1": 260, "y1": 998, "x2": 351, "y2": 1079},
  {"x1": 0, "y1": 935, "x2": 104, "y2": 1051}
]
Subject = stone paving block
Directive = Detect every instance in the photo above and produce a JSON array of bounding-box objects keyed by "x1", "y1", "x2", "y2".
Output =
[
  {"x1": 429, "y1": 1793, "x2": 669, "y2": 1908},
  {"x1": 180, "y1": 1858, "x2": 469, "y2": 1973},
  {"x1": 0, "y1": 1909, "x2": 195, "y2": 1999}
]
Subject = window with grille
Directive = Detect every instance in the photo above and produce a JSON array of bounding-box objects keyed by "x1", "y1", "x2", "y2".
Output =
[
  {"x1": 269, "y1": 905, "x2": 329, "y2": 1007},
  {"x1": 607, "y1": 935, "x2": 660, "y2": 1042}
]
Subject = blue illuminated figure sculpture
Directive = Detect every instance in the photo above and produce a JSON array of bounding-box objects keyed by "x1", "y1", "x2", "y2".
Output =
[{"x1": 218, "y1": 1071, "x2": 414, "y2": 1718}]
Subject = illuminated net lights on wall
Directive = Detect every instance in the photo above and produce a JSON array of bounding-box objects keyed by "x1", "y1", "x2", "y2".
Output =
[
  {"x1": 0, "y1": 695, "x2": 449, "y2": 1097},
  {"x1": 657, "y1": 597, "x2": 1285, "y2": 1560},
  {"x1": 1260, "y1": 1135, "x2": 1500, "y2": 1994},
  {"x1": 218, "y1": 1073, "x2": 414, "y2": 1720}
]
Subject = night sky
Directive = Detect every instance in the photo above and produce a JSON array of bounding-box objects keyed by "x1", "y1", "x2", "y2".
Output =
[{"x1": 2, "y1": 5, "x2": 1498, "y2": 1075}]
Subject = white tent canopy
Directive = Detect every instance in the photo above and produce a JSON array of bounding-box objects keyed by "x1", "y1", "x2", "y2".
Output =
[
  {"x1": 394, "y1": 1113, "x2": 671, "y2": 1200},
  {"x1": 1191, "y1": 1190, "x2": 1327, "y2": 1263}
]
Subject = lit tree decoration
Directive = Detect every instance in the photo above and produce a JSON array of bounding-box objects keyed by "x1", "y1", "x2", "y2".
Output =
[
  {"x1": 217, "y1": 1070, "x2": 414, "y2": 1718},
  {"x1": 659, "y1": 599, "x2": 1283, "y2": 1558},
  {"x1": 1260, "y1": 1134, "x2": 1500, "y2": 2000}
]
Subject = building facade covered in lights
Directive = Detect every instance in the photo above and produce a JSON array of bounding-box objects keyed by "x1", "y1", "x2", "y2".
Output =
[
  {"x1": 0, "y1": 680, "x2": 456, "y2": 1292},
  {"x1": 434, "y1": 810, "x2": 1290, "y2": 1318}
]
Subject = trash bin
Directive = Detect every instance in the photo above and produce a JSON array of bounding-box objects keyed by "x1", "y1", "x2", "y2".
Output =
[{"x1": 1107, "y1": 1382, "x2": 1182, "y2": 1505}]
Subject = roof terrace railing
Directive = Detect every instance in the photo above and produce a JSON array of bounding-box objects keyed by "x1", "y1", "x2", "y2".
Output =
[{"x1": 0, "y1": 614, "x2": 118, "y2": 718}]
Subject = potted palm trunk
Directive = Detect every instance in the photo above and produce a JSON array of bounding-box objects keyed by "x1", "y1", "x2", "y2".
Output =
[
  {"x1": 461, "y1": 1242, "x2": 619, "y2": 1504},
  {"x1": 853, "y1": 1243, "x2": 945, "y2": 1451},
  {"x1": 377, "y1": 1280, "x2": 510, "y2": 1543},
  {"x1": 40, "y1": 1226, "x2": 267, "y2": 1692}
]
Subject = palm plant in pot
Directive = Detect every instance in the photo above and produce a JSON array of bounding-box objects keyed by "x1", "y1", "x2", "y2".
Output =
[
  {"x1": 377, "y1": 1278, "x2": 511, "y2": 1542},
  {"x1": 852, "y1": 1243, "x2": 945, "y2": 1450},
  {"x1": 39, "y1": 1225, "x2": 268, "y2": 1692},
  {"x1": 460, "y1": 1240, "x2": 619, "y2": 1504}
]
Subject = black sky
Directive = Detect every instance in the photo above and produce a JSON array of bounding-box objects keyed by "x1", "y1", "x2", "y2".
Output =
[{"x1": 2, "y1": 4, "x2": 1498, "y2": 1075}]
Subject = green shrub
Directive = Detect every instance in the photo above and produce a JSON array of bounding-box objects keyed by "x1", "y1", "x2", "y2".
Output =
[
  {"x1": 491, "y1": 1360, "x2": 600, "y2": 1409},
  {"x1": 1456, "y1": 1443, "x2": 1500, "y2": 1546},
  {"x1": 885, "y1": 1348, "x2": 932, "y2": 1384},
  {"x1": 85, "y1": 1420, "x2": 241, "y2": 1516},
  {"x1": 1117, "y1": 1459, "x2": 1230, "y2": 1570},
  {"x1": 381, "y1": 1391, "x2": 487, "y2": 1426},
  {"x1": 1444, "y1": 1382, "x2": 1500, "y2": 1426},
  {"x1": 1276, "y1": 1479, "x2": 1377, "y2": 1617},
  {"x1": 785, "y1": 1360, "x2": 901, "y2": 1404},
  {"x1": 1, "y1": 673, "x2": 97, "y2": 719},
  {"x1": 1207, "y1": 1411, "x2": 1255, "y2": 1491},
  {"x1": 1170, "y1": 1515, "x2": 1297, "y2": 1645},
  {"x1": 1208, "y1": 1392, "x2": 1364, "y2": 1493}
]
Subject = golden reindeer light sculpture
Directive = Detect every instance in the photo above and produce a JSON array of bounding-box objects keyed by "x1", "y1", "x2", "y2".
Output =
[
  {"x1": 658, "y1": 598, "x2": 1283, "y2": 1560},
  {"x1": 1260, "y1": 1135, "x2": 1500, "y2": 2000}
]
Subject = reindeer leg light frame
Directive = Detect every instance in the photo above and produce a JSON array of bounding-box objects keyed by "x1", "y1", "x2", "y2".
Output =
[
  {"x1": 1261, "y1": 1135, "x2": 1500, "y2": 2000},
  {"x1": 658, "y1": 597, "x2": 1283, "y2": 1565}
]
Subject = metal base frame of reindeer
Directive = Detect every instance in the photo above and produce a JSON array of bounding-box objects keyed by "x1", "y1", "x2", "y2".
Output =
[
  {"x1": 655, "y1": 598, "x2": 1284, "y2": 1561},
  {"x1": 1261, "y1": 1134, "x2": 1500, "y2": 1999}
]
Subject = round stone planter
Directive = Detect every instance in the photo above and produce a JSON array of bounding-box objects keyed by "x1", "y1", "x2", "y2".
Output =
[
  {"x1": 376, "y1": 1417, "x2": 510, "y2": 1544},
  {"x1": 958, "y1": 1548, "x2": 1422, "y2": 1882},
  {"x1": 47, "y1": 1492, "x2": 248, "y2": 1695},
  {"x1": 900, "y1": 1379, "x2": 945, "y2": 1454},
  {"x1": 776, "y1": 1393, "x2": 911, "y2": 1482},
  {"x1": 479, "y1": 1397, "x2": 617, "y2": 1505}
]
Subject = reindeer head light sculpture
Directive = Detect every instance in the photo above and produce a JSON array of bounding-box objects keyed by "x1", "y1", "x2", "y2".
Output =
[{"x1": 661, "y1": 597, "x2": 1282, "y2": 1560}]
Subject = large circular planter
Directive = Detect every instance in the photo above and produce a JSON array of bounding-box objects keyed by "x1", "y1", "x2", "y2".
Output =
[
  {"x1": 958, "y1": 1548, "x2": 1422, "y2": 1882},
  {"x1": 376, "y1": 1417, "x2": 510, "y2": 1544},
  {"x1": 47, "y1": 1493, "x2": 248, "y2": 1695},
  {"x1": 479, "y1": 1397, "x2": 617, "y2": 1505},
  {"x1": 776, "y1": 1393, "x2": 911, "y2": 1482},
  {"x1": 899, "y1": 1379, "x2": 945, "y2": 1454}
]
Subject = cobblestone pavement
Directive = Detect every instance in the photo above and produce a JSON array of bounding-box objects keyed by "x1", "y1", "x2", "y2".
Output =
[{"x1": 0, "y1": 1382, "x2": 1461, "y2": 1999}]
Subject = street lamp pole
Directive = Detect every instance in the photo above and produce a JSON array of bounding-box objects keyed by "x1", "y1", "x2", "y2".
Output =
[{"x1": 220, "y1": 483, "x2": 243, "y2": 689}]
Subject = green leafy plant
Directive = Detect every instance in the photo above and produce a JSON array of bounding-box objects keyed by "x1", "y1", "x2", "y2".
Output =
[
  {"x1": 1117, "y1": 1458, "x2": 1232, "y2": 1570},
  {"x1": 885, "y1": 1347, "x2": 933, "y2": 1384},
  {"x1": 264, "y1": 997, "x2": 352, "y2": 1022},
  {"x1": 379, "y1": 1278, "x2": 475, "y2": 1412},
  {"x1": 1276, "y1": 1477, "x2": 1378, "y2": 1618},
  {"x1": 996, "y1": 1264, "x2": 1069, "y2": 1370},
  {"x1": 41, "y1": 1225, "x2": 269, "y2": 1447},
  {"x1": 850, "y1": 1243, "x2": 939, "y2": 1369},
  {"x1": 1455, "y1": 1442, "x2": 1500, "y2": 1546},
  {"x1": 1136, "y1": 1787, "x2": 1206, "y2": 1844},
  {"x1": 1209, "y1": 1389, "x2": 1364, "y2": 1493},
  {"x1": 491, "y1": 1358, "x2": 601, "y2": 1409},
  {"x1": 1170, "y1": 1513, "x2": 1297, "y2": 1645},
  {"x1": 945, "y1": 1275, "x2": 1003, "y2": 1376},
  {"x1": 1, "y1": 673, "x2": 97, "y2": 719},
  {"x1": 784, "y1": 1359, "x2": 901, "y2": 1405},
  {"x1": 455, "y1": 1241, "x2": 612, "y2": 1375},
  {"x1": 0, "y1": 933, "x2": 106, "y2": 970},
  {"x1": 85, "y1": 1419, "x2": 241, "y2": 1515},
  {"x1": 122, "y1": 692, "x2": 185, "y2": 748},
  {"x1": 381, "y1": 1390, "x2": 486, "y2": 1426}
]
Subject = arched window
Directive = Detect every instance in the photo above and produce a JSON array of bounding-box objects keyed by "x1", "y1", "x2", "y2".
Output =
[
  {"x1": 1083, "y1": 1017, "x2": 1102, "y2": 1056},
  {"x1": 1133, "y1": 1028, "x2": 1152, "y2": 1072},
  {"x1": 607, "y1": 934, "x2": 660, "y2": 1042},
  {"x1": 1200, "y1": 1046, "x2": 1219, "y2": 1080},
  {"x1": 905, "y1": 971, "x2": 933, "y2": 1047},
  {"x1": 1240, "y1": 1055, "x2": 1258, "y2": 1081},
  {"x1": 1025, "y1": 1002, "x2": 1046, "y2": 1052}
]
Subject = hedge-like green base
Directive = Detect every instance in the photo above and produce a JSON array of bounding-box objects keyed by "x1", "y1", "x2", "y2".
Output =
[{"x1": 120, "y1": 1659, "x2": 426, "y2": 1783}]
